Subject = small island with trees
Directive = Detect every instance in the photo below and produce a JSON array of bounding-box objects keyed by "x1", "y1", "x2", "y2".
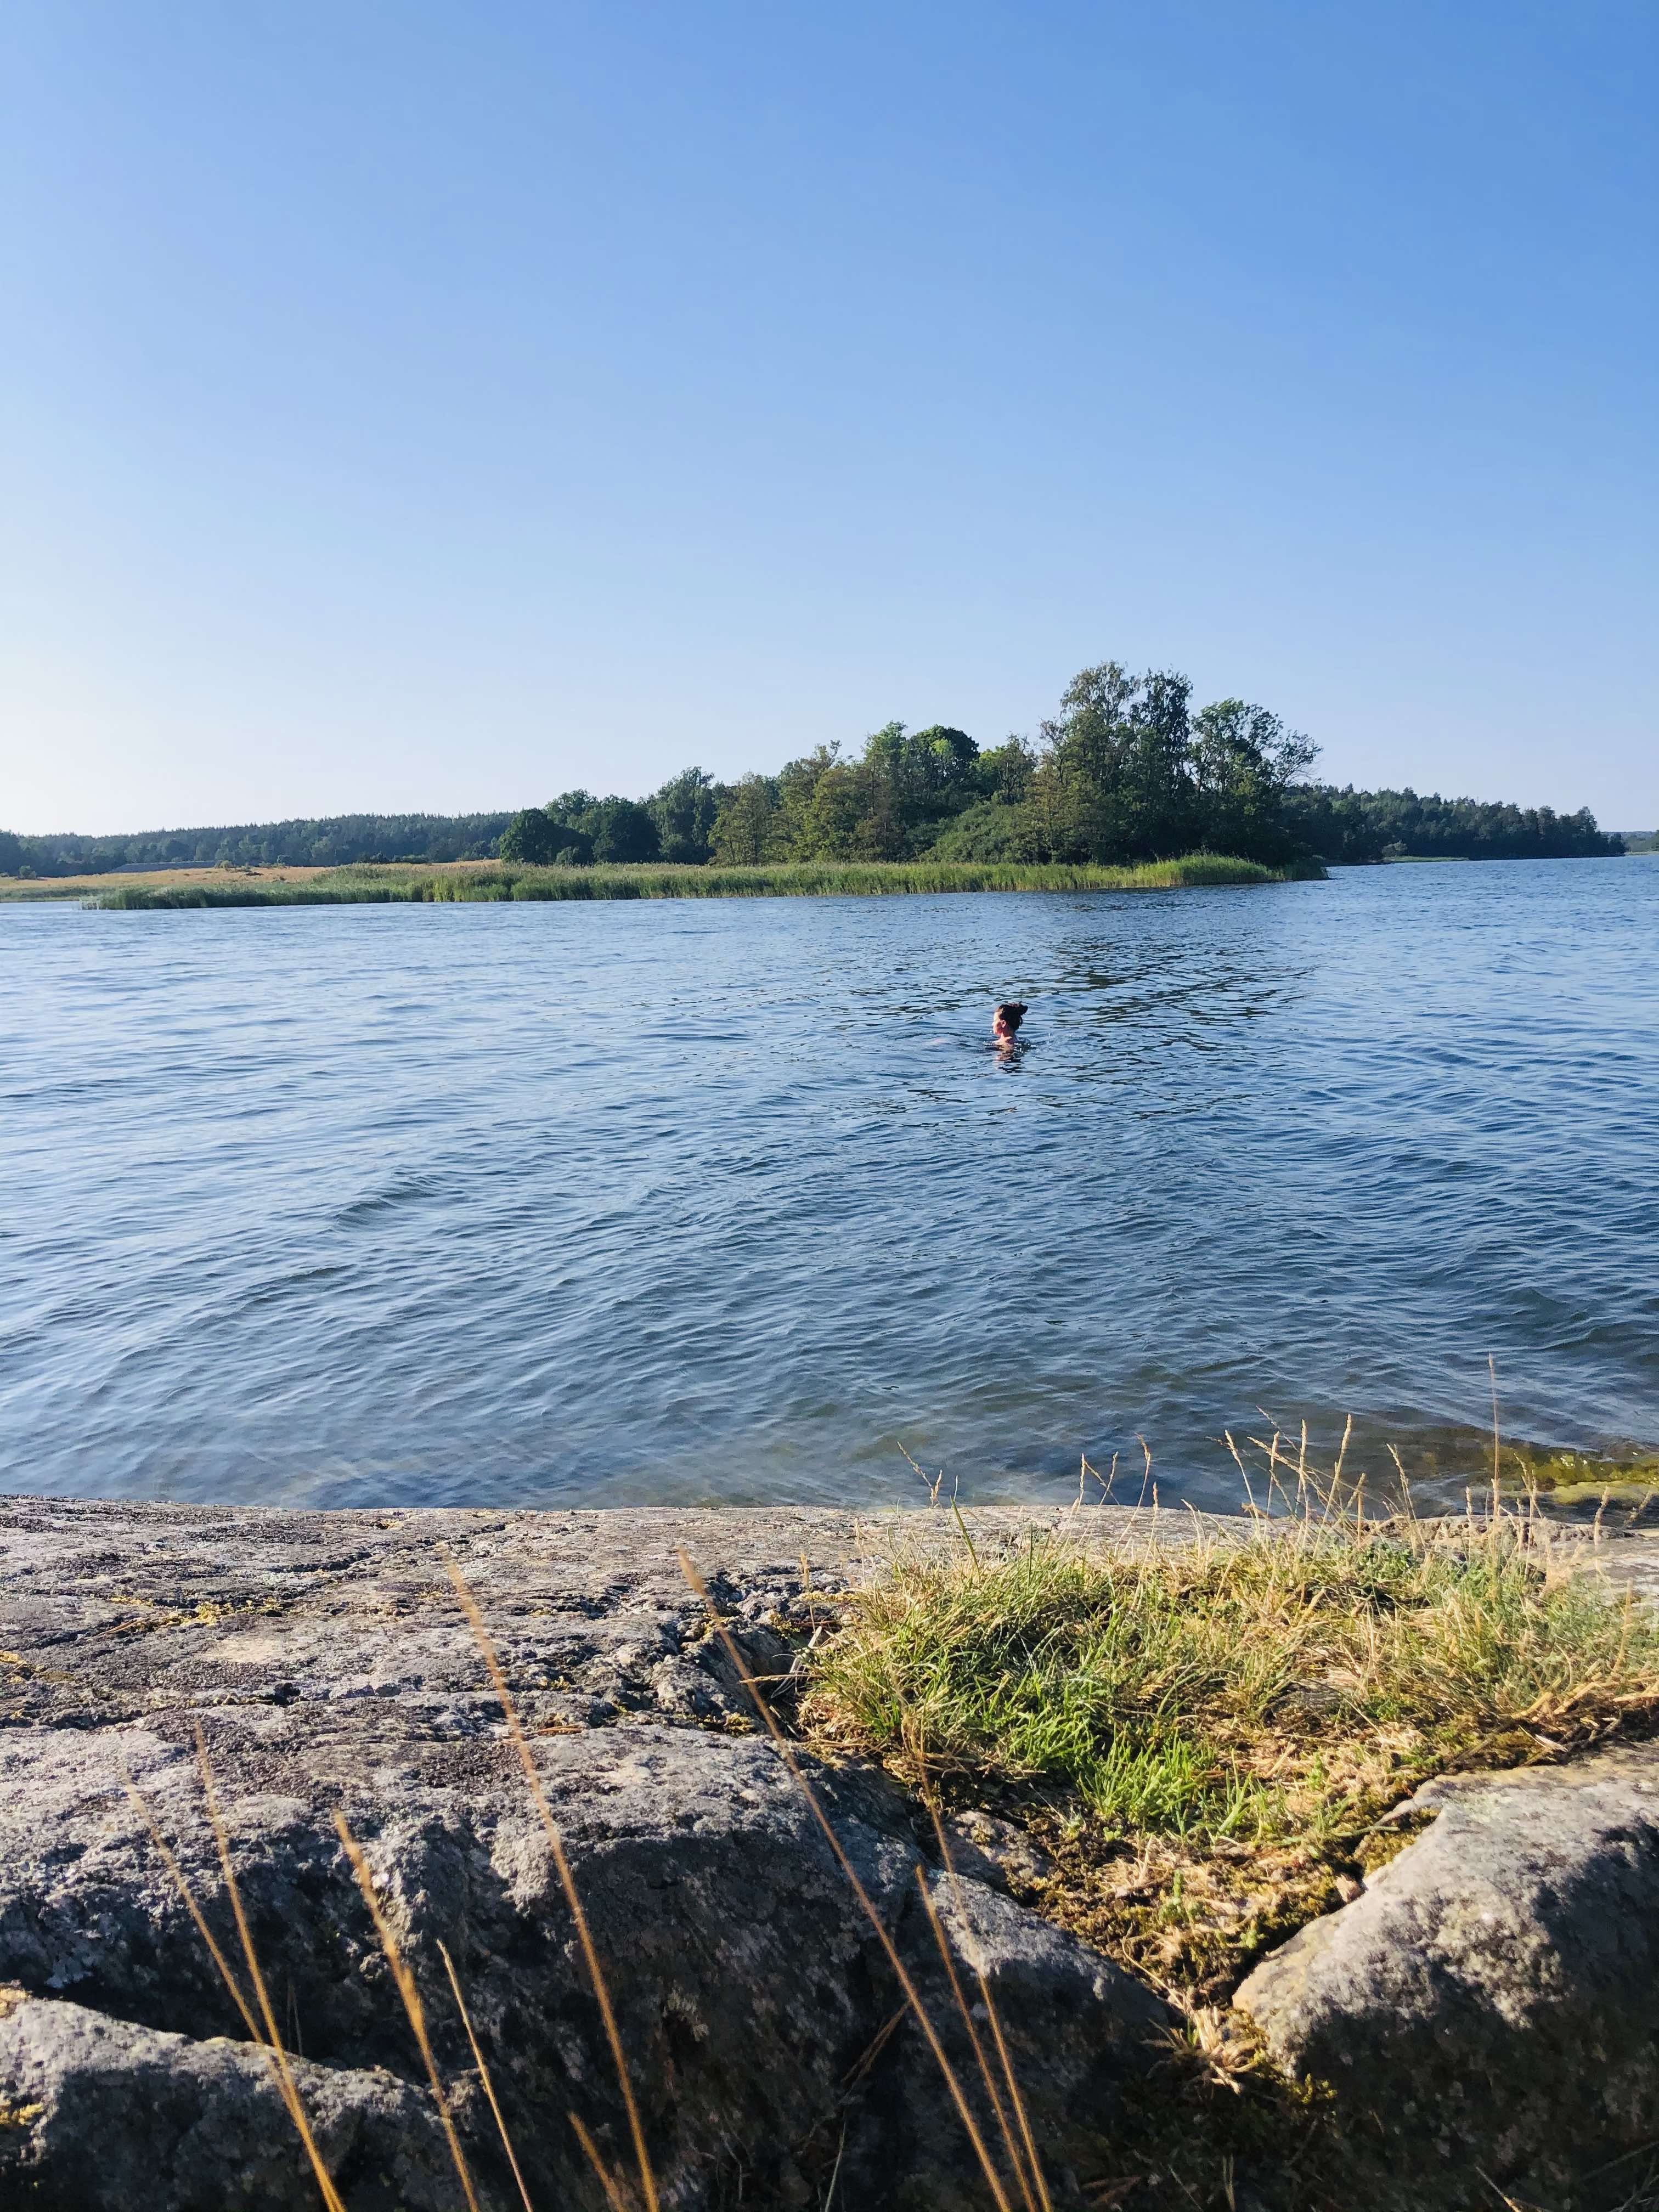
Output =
[{"x1": 1, "y1": 657, "x2": 1629, "y2": 906}]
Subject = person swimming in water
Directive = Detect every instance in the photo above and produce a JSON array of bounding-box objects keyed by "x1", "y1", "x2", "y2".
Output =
[{"x1": 992, "y1": 1000, "x2": 1028, "y2": 1045}]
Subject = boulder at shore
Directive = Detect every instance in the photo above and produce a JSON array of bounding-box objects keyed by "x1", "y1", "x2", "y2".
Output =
[{"x1": 1235, "y1": 1738, "x2": 1659, "y2": 2203}]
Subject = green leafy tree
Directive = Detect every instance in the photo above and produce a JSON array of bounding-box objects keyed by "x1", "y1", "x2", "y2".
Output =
[
  {"x1": 800, "y1": 761, "x2": 869, "y2": 857},
  {"x1": 710, "y1": 774, "x2": 784, "y2": 864},
  {"x1": 930, "y1": 736, "x2": 1043, "y2": 857},
  {"x1": 538, "y1": 790, "x2": 659, "y2": 863},
  {"x1": 774, "y1": 723, "x2": 985, "y2": 859},
  {"x1": 910, "y1": 725, "x2": 979, "y2": 794},
  {"x1": 1034, "y1": 661, "x2": 1138, "y2": 859},
  {"x1": 1125, "y1": 671, "x2": 1200, "y2": 854},
  {"x1": 870, "y1": 723, "x2": 981, "y2": 852},
  {"x1": 1189, "y1": 700, "x2": 1318, "y2": 862},
  {"x1": 847, "y1": 723, "x2": 911, "y2": 857},
  {"x1": 1032, "y1": 664, "x2": 1201, "y2": 861},
  {"x1": 549, "y1": 789, "x2": 599, "y2": 821},
  {"x1": 776, "y1": 745, "x2": 845, "y2": 857},
  {"x1": 930, "y1": 798, "x2": 1043, "y2": 861},
  {"x1": 584, "y1": 798, "x2": 661, "y2": 864},
  {"x1": 648, "y1": 768, "x2": 723, "y2": 864},
  {"x1": 975, "y1": 737, "x2": 1036, "y2": 804},
  {"x1": 498, "y1": 807, "x2": 561, "y2": 865}
]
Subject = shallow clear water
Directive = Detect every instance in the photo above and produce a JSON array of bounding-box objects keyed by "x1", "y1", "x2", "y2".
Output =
[{"x1": 3, "y1": 860, "x2": 1655, "y2": 1513}]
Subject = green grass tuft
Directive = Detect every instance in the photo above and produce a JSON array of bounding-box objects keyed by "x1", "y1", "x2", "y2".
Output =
[{"x1": 805, "y1": 1504, "x2": 1659, "y2": 1993}]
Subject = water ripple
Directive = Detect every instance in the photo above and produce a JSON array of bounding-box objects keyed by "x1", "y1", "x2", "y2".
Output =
[{"x1": 2, "y1": 861, "x2": 1656, "y2": 1510}]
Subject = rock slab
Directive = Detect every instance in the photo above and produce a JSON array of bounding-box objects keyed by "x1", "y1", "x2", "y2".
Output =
[
  {"x1": 0, "y1": 1498, "x2": 1168, "y2": 2211},
  {"x1": 7, "y1": 1493, "x2": 1659, "y2": 2211}
]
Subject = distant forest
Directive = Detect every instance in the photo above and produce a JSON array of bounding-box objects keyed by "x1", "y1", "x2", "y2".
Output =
[
  {"x1": 2, "y1": 660, "x2": 1628, "y2": 876},
  {"x1": 1282, "y1": 786, "x2": 1622, "y2": 865},
  {"x1": 0, "y1": 811, "x2": 514, "y2": 878}
]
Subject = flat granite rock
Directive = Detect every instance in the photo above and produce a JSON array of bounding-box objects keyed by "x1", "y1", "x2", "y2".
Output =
[{"x1": 0, "y1": 1497, "x2": 1170, "y2": 2212}]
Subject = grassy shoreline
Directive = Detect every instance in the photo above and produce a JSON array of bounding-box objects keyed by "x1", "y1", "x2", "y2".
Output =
[
  {"x1": 26, "y1": 1491, "x2": 1655, "y2": 2212},
  {"x1": 806, "y1": 1498, "x2": 1659, "y2": 2001},
  {"x1": 0, "y1": 851, "x2": 1313, "y2": 909},
  {"x1": 127, "y1": 1496, "x2": 1658, "y2": 2212}
]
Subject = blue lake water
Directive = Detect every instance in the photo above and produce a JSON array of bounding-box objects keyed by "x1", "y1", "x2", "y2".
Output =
[{"x1": 3, "y1": 860, "x2": 1655, "y2": 1514}]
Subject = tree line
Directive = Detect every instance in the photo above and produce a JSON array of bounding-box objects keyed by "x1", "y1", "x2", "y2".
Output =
[
  {"x1": 499, "y1": 659, "x2": 1623, "y2": 869},
  {"x1": 1280, "y1": 785, "x2": 1622, "y2": 864},
  {"x1": 0, "y1": 811, "x2": 514, "y2": 879},
  {"x1": 2, "y1": 659, "x2": 1627, "y2": 876}
]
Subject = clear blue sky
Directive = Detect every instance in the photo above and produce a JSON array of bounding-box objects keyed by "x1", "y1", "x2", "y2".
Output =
[{"x1": 4, "y1": 1, "x2": 1655, "y2": 834}]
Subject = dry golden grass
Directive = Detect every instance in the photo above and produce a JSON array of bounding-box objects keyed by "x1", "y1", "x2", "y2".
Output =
[
  {"x1": 678, "y1": 1548, "x2": 1051, "y2": 2212},
  {"x1": 0, "y1": 864, "x2": 331, "y2": 899},
  {"x1": 0, "y1": 859, "x2": 511, "y2": 901}
]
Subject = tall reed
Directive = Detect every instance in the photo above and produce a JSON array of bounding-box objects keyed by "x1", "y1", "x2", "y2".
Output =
[{"x1": 88, "y1": 853, "x2": 1301, "y2": 909}]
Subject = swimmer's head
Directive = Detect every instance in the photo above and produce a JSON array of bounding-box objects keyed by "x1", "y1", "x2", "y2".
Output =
[{"x1": 992, "y1": 1001, "x2": 1028, "y2": 1039}]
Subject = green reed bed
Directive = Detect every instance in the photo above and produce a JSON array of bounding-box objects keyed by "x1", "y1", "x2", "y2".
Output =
[
  {"x1": 804, "y1": 1504, "x2": 1659, "y2": 1996},
  {"x1": 85, "y1": 852, "x2": 1300, "y2": 909}
]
